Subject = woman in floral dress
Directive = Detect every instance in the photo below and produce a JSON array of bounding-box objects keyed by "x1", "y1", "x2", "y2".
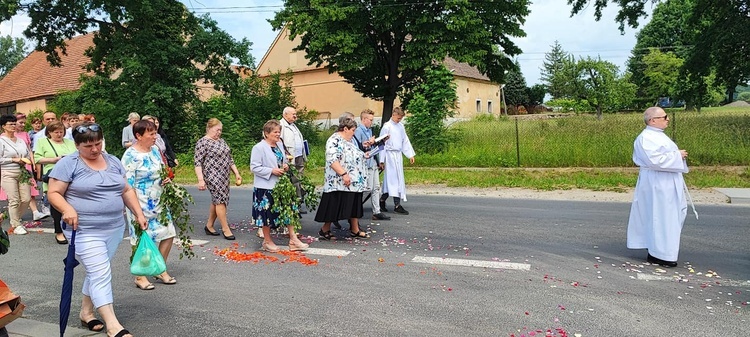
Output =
[
  {"x1": 314, "y1": 117, "x2": 370, "y2": 240},
  {"x1": 194, "y1": 118, "x2": 242, "y2": 240},
  {"x1": 122, "y1": 120, "x2": 177, "y2": 290}
]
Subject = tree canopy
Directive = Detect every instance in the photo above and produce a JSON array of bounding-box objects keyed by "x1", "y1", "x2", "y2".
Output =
[
  {"x1": 571, "y1": 0, "x2": 750, "y2": 107},
  {"x1": 270, "y1": 0, "x2": 529, "y2": 122},
  {"x1": 0, "y1": 35, "x2": 28, "y2": 78},
  {"x1": 6, "y1": 0, "x2": 252, "y2": 155},
  {"x1": 540, "y1": 40, "x2": 569, "y2": 99}
]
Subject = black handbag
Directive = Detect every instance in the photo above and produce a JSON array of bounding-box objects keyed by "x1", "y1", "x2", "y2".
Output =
[{"x1": 41, "y1": 138, "x2": 59, "y2": 183}]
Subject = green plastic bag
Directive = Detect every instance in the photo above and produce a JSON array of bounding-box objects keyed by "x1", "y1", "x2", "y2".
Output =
[{"x1": 130, "y1": 232, "x2": 166, "y2": 276}]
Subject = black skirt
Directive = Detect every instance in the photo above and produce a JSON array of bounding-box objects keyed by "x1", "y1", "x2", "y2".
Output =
[{"x1": 314, "y1": 191, "x2": 363, "y2": 222}]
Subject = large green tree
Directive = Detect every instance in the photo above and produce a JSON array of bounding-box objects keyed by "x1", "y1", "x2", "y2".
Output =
[
  {"x1": 11, "y1": 0, "x2": 252, "y2": 155},
  {"x1": 641, "y1": 48, "x2": 683, "y2": 100},
  {"x1": 270, "y1": 0, "x2": 529, "y2": 122},
  {"x1": 570, "y1": 0, "x2": 750, "y2": 106},
  {"x1": 539, "y1": 40, "x2": 569, "y2": 99},
  {"x1": 0, "y1": 35, "x2": 27, "y2": 78},
  {"x1": 559, "y1": 56, "x2": 636, "y2": 119}
]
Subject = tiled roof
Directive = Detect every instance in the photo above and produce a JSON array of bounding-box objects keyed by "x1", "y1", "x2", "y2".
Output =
[
  {"x1": 443, "y1": 57, "x2": 491, "y2": 82},
  {"x1": 0, "y1": 34, "x2": 94, "y2": 105}
]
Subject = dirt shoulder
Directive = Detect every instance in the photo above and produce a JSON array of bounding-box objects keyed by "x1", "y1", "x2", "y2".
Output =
[{"x1": 407, "y1": 185, "x2": 732, "y2": 205}]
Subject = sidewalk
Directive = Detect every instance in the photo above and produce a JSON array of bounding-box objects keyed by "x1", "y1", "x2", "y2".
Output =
[{"x1": 5, "y1": 318, "x2": 100, "y2": 337}]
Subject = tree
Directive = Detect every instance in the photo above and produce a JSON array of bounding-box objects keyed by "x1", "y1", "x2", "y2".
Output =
[
  {"x1": 526, "y1": 84, "x2": 547, "y2": 106},
  {"x1": 625, "y1": 0, "x2": 694, "y2": 107},
  {"x1": 570, "y1": 0, "x2": 750, "y2": 107},
  {"x1": 17, "y1": 0, "x2": 252, "y2": 156},
  {"x1": 270, "y1": 0, "x2": 530, "y2": 123},
  {"x1": 0, "y1": 35, "x2": 27, "y2": 78},
  {"x1": 559, "y1": 56, "x2": 635, "y2": 119},
  {"x1": 641, "y1": 48, "x2": 683, "y2": 101},
  {"x1": 540, "y1": 40, "x2": 569, "y2": 99},
  {"x1": 503, "y1": 61, "x2": 528, "y2": 107},
  {"x1": 405, "y1": 64, "x2": 457, "y2": 154}
]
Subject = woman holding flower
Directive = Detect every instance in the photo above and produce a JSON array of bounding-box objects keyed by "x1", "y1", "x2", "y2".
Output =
[
  {"x1": 0, "y1": 114, "x2": 33, "y2": 235},
  {"x1": 251, "y1": 120, "x2": 309, "y2": 252},
  {"x1": 121, "y1": 120, "x2": 177, "y2": 290},
  {"x1": 194, "y1": 118, "x2": 242, "y2": 240}
]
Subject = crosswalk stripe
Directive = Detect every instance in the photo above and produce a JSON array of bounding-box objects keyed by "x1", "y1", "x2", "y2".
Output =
[{"x1": 411, "y1": 256, "x2": 531, "y2": 270}]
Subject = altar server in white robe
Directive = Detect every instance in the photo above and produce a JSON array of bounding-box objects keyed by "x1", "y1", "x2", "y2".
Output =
[
  {"x1": 627, "y1": 107, "x2": 689, "y2": 268},
  {"x1": 378, "y1": 107, "x2": 415, "y2": 215}
]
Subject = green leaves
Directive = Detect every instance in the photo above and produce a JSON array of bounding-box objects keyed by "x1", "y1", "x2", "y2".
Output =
[
  {"x1": 405, "y1": 64, "x2": 457, "y2": 154},
  {"x1": 0, "y1": 35, "x2": 27, "y2": 79},
  {"x1": 271, "y1": 166, "x2": 318, "y2": 231},
  {"x1": 272, "y1": 0, "x2": 529, "y2": 121}
]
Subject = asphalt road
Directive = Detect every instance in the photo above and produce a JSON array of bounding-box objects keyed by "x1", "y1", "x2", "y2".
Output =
[{"x1": 1, "y1": 186, "x2": 748, "y2": 336}]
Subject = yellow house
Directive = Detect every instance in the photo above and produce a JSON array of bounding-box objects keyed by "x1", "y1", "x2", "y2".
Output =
[{"x1": 256, "y1": 27, "x2": 502, "y2": 122}]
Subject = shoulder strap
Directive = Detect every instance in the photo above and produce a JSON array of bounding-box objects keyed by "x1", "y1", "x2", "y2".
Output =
[{"x1": 46, "y1": 138, "x2": 59, "y2": 157}]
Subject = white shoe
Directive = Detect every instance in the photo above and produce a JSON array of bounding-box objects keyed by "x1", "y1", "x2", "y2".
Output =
[
  {"x1": 33, "y1": 211, "x2": 49, "y2": 221},
  {"x1": 42, "y1": 208, "x2": 51, "y2": 216},
  {"x1": 13, "y1": 226, "x2": 28, "y2": 235}
]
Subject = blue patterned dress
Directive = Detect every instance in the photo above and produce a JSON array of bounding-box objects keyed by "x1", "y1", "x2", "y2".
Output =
[
  {"x1": 252, "y1": 146, "x2": 284, "y2": 228},
  {"x1": 122, "y1": 146, "x2": 176, "y2": 245}
]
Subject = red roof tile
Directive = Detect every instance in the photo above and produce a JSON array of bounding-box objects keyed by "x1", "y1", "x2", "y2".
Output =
[
  {"x1": 0, "y1": 34, "x2": 94, "y2": 105},
  {"x1": 443, "y1": 57, "x2": 491, "y2": 82}
]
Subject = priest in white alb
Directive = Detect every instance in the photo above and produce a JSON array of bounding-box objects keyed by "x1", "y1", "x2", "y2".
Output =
[
  {"x1": 627, "y1": 107, "x2": 689, "y2": 268},
  {"x1": 378, "y1": 107, "x2": 415, "y2": 215}
]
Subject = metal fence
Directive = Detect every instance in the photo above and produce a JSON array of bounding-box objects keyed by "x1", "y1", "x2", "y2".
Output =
[{"x1": 434, "y1": 110, "x2": 750, "y2": 168}]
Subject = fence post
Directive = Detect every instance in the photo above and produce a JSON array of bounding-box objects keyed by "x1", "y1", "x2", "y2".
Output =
[
  {"x1": 670, "y1": 110, "x2": 676, "y2": 142},
  {"x1": 515, "y1": 117, "x2": 521, "y2": 167}
]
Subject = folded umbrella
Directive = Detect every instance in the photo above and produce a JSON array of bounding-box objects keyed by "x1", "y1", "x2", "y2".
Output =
[{"x1": 59, "y1": 229, "x2": 78, "y2": 337}]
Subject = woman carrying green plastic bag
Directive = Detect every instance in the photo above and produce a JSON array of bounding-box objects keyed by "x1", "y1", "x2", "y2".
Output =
[{"x1": 130, "y1": 231, "x2": 166, "y2": 278}]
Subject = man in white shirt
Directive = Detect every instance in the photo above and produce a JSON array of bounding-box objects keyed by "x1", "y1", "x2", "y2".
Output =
[
  {"x1": 627, "y1": 107, "x2": 689, "y2": 268},
  {"x1": 31, "y1": 111, "x2": 58, "y2": 151},
  {"x1": 279, "y1": 107, "x2": 308, "y2": 212},
  {"x1": 121, "y1": 112, "x2": 140, "y2": 148}
]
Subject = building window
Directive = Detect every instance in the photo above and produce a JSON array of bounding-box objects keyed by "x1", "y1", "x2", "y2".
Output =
[
  {"x1": 476, "y1": 99, "x2": 481, "y2": 113},
  {"x1": 488, "y1": 101, "x2": 493, "y2": 113}
]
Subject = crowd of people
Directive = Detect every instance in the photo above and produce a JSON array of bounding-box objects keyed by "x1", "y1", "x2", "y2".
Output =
[{"x1": 0, "y1": 106, "x2": 690, "y2": 337}]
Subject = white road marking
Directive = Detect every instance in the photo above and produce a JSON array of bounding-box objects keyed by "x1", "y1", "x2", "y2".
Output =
[
  {"x1": 302, "y1": 248, "x2": 351, "y2": 256},
  {"x1": 411, "y1": 256, "x2": 531, "y2": 270},
  {"x1": 637, "y1": 274, "x2": 674, "y2": 281}
]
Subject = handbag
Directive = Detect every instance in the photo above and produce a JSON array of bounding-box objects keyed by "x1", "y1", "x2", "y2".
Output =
[
  {"x1": 129, "y1": 232, "x2": 167, "y2": 276},
  {"x1": 40, "y1": 138, "x2": 59, "y2": 183}
]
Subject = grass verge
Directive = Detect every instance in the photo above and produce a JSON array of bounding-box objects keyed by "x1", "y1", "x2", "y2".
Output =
[{"x1": 175, "y1": 165, "x2": 750, "y2": 192}]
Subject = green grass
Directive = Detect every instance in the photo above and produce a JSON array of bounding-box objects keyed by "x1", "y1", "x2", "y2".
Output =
[{"x1": 174, "y1": 106, "x2": 750, "y2": 191}]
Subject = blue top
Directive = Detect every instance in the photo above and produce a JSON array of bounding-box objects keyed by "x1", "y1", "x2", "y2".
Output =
[
  {"x1": 49, "y1": 151, "x2": 127, "y2": 230},
  {"x1": 354, "y1": 125, "x2": 374, "y2": 168}
]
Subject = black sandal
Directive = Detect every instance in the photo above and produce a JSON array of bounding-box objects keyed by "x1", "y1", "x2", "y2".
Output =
[
  {"x1": 318, "y1": 229, "x2": 336, "y2": 240},
  {"x1": 350, "y1": 230, "x2": 370, "y2": 239},
  {"x1": 81, "y1": 319, "x2": 104, "y2": 332},
  {"x1": 110, "y1": 328, "x2": 131, "y2": 337}
]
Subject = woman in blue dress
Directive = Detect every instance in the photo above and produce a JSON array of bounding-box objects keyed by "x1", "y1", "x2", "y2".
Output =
[{"x1": 122, "y1": 120, "x2": 177, "y2": 290}]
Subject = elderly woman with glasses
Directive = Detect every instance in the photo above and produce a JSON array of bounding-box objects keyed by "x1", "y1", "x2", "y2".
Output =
[
  {"x1": 0, "y1": 114, "x2": 33, "y2": 235},
  {"x1": 47, "y1": 122, "x2": 147, "y2": 337}
]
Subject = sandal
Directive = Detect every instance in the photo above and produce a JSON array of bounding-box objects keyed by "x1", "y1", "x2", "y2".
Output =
[
  {"x1": 350, "y1": 230, "x2": 370, "y2": 239},
  {"x1": 109, "y1": 328, "x2": 132, "y2": 337},
  {"x1": 80, "y1": 318, "x2": 105, "y2": 332},
  {"x1": 134, "y1": 279, "x2": 155, "y2": 290},
  {"x1": 154, "y1": 274, "x2": 177, "y2": 285},
  {"x1": 318, "y1": 229, "x2": 336, "y2": 241}
]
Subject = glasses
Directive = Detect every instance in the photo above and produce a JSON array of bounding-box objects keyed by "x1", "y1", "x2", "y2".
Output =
[
  {"x1": 652, "y1": 115, "x2": 669, "y2": 121},
  {"x1": 75, "y1": 123, "x2": 101, "y2": 133}
]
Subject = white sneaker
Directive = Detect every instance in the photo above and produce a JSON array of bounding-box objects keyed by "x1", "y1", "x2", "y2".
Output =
[
  {"x1": 13, "y1": 226, "x2": 28, "y2": 235},
  {"x1": 33, "y1": 211, "x2": 49, "y2": 221},
  {"x1": 42, "y1": 207, "x2": 51, "y2": 216}
]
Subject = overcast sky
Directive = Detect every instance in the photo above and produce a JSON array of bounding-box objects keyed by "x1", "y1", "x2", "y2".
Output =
[{"x1": 1, "y1": 0, "x2": 652, "y2": 86}]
